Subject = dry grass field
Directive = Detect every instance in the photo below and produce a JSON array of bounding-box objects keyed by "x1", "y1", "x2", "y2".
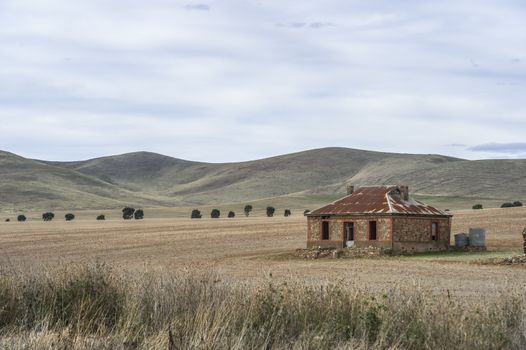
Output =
[{"x1": 1, "y1": 206, "x2": 525, "y2": 297}]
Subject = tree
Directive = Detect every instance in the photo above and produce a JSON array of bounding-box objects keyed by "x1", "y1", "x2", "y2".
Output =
[
  {"x1": 42, "y1": 212, "x2": 55, "y2": 221},
  {"x1": 211, "y1": 209, "x2": 220, "y2": 219},
  {"x1": 266, "y1": 206, "x2": 275, "y2": 217},
  {"x1": 17, "y1": 215, "x2": 27, "y2": 222},
  {"x1": 513, "y1": 201, "x2": 523, "y2": 207},
  {"x1": 97, "y1": 215, "x2": 106, "y2": 221},
  {"x1": 228, "y1": 211, "x2": 235, "y2": 218},
  {"x1": 5, "y1": 219, "x2": 10, "y2": 222},
  {"x1": 122, "y1": 207, "x2": 135, "y2": 220},
  {"x1": 501, "y1": 202, "x2": 514, "y2": 208},
  {"x1": 244, "y1": 205, "x2": 253, "y2": 217},
  {"x1": 472, "y1": 204, "x2": 483, "y2": 210},
  {"x1": 303, "y1": 209, "x2": 310, "y2": 216},
  {"x1": 65, "y1": 213, "x2": 75, "y2": 221},
  {"x1": 284, "y1": 209, "x2": 291, "y2": 217},
  {"x1": 191, "y1": 209, "x2": 202, "y2": 219},
  {"x1": 134, "y1": 209, "x2": 144, "y2": 220}
]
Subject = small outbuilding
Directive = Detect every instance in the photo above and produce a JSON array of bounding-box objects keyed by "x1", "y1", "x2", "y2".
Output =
[{"x1": 306, "y1": 185, "x2": 452, "y2": 254}]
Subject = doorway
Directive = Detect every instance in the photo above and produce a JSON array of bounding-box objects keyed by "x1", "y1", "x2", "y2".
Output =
[{"x1": 345, "y1": 222, "x2": 354, "y2": 247}]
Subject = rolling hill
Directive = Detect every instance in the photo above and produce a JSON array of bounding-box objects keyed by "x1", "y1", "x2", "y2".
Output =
[{"x1": 1, "y1": 148, "x2": 525, "y2": 212}]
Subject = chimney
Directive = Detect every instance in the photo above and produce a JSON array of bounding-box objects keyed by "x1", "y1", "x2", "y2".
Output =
[
  {"x1": 399, "y1": 185, "x2": 409, "y2": 200},
  {"x1": 347, "y1": 185, "x2": 355, "y2": 195}
]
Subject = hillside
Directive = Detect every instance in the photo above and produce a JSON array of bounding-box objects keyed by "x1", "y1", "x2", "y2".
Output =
[{"x1": 1, "y1": 148, "x2": 525, "y2": 212}]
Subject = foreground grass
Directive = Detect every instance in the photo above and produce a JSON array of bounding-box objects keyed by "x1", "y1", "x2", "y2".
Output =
[{"x1": 0, "y1": 264, "x2": 525, "y2": 349}]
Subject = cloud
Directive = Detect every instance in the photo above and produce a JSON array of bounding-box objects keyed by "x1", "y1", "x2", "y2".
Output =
[
  {"x1": 469, "y1": 143, "x2": 526, "y2": 154},
  {"x1": 276, "y1": 22, "x2": 335, "y2": 29},
  {"x1": 184, "y1": 4, "x2": 210, "y2": 11}
]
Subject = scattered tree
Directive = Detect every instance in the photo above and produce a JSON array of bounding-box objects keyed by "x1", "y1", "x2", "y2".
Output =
[
  {"x1": 284, "y1": 209, "x2": 291, "y2": 217},
  {"x1": 122, "y1": 207, "x2": 135, "y2": 220},
  {"x1": 303, "y1": 209, "x2": 310, "y2": 216},
  {"x1": 228, "y1": 211, "x2": 236, "y2": 218},
  {"x1": 134, "y1": 209, "x2": 144, "y2": 220},
  {"x1": 244, "y1": 205, "x2": 253, "y2": 217},
  {"x1": 472, "y1": 204, "x2": 483, "y2": 210},
  {"x1": 5, "y1": 219, "x2": 10, "y2": 222},
  {"x1": 17, "y1": 215, "x2": 27, "y2": 222},
  {"x1": 513, "y1": 201, "x2": 523, "y2": 207},
  {"x1": 501, "y1": 202, "x2": 514, "y2": 208},
  {"x1": 266, "y1": 206, "x2": 275, "y2": 217},
  {"x1": 191, "y1": 209, "x2": 202, "y2": 219},
  {"x1": 65, "y1": 213, "x2": 75, "y2": 221},
  {"x1": 97, "y1": 215, "x2": 106, "y2": 221},
  {"x1": 42, "y1": 212, "x2": 55, "y2": 221},
  {"x1": 211, "y1": 209, "x2": 220, "y2": 219}
]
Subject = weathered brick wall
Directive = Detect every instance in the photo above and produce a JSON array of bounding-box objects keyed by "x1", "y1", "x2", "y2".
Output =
[{"x1": 393, "y1": 217, "x2": 450, "y2": 243}]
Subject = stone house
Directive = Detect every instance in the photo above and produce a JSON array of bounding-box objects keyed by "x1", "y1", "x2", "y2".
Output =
[{"x1": 306, "y1": 185, "x2": 452, "y2": 254}]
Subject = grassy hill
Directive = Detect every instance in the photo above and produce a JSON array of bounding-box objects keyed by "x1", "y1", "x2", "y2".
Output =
[{"x1": 1, "y1": 147, "x2": 525, "y2": 212}]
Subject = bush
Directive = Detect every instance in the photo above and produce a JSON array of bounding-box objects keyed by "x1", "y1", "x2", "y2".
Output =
[
  {"x1": 122, "y1": 207, "x2": 135, "y2": 220},
  {"x1": 191, "y1": 209, "x2": 202, "y2": 219},
  {"x1": 42, "y1": 212, "x2": 55, "y2": 221},
  {"x1": 266, "y1": 206, "x2": 275, "y2": 217},
  {"x1": 211, "y1": 209, "x2": 220, "y2": 219},
  {"x1": 472, "y1": 204, "x2": 483, "y2": 210},
  {"x1": 244, "y1": 205, "x2": 253, "y2": 217},
  {"x1": 284, "y1": 209, "x2": 291, "y2": 217},
  {"x1": 5, "y1": 219, "x2": 10, "y2": 222},
  {"x1": 17, "y1": 215, "x2": 27, "y2": 222},
  {"x1": 228, "y1": 211, "x2": 235, "y2": 218},
  {"x1": 134, "y1": 209, "x2": 144, "y2": 220},
  {"x1": 303, "y1": 209, "x2": 310, "y2": 216},
  {"x1": 513, "y1": 201, "x2": 523, "y2": 207},
  {"x1": 97, "y1": 215, "x2": 106, "y2": 221},
  {"x1": 501, "y1": 202, "x2": 514, "y2": 208},
  {"x1": 65, "y1": 213, "x2": 75, "y2": 221}
]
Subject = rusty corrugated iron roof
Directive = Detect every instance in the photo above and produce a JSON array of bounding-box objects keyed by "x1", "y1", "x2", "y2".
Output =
[{"x1": 309, "y1": 186, "x2": 451, "y2": 217}]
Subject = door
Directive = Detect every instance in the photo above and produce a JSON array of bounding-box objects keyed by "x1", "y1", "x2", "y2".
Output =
[{"x1": 345, "y1": 222, "x2": 354, "y2": 247}]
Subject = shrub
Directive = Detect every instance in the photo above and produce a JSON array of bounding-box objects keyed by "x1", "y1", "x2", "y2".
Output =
[
  {"x1": 5, "y1": 219, "x2": 10, "y2": 222},
  {"x1": 17, "y1": 215, "x2": 27, "y2": 222},
  {"x1": 303, "y1": 209, "x2": 310, "y2": 216},
  {"x1": 472, "y1": 204, "x2": 483, "y2": 210},
  {"x1": 244, "y1": 205, "x2": 253, "y2": 217},
  {"x1": 191, "y1": 209, "x2": 202, "y2": 219},
  {"x1": 122, "y1": 207, "x2": 135, "y2": 220},
  {"x1": 266, "y1": 206, "x2": 275, "y2": 217},
  {"x1": 513, "y1": 201, "x2": 523, "y2": 207},
  {"x1": 42, "y1": 212, "x2": 55, "y2": 221},
  {"x1": 501, "y1": 202, "x2": 514, "y2": 208},
  {"x1": 228, "y1": 211, "x2": 235, "y2": 218},
  {"x1": 211, "y1": 209, "x2": 220, "y2": 219},
  {"x1": 65, "y1": 213, "x2": 75, "y2": 221},
  {"x1": 284, "y1": 209, "x2": 291, "y2": 217},
  {"x1": 134, "y1": 209, "x2": 144, "y2": 220},
  {"x1": 97, "y1": 215, "x2": 106, "y2": 221}
]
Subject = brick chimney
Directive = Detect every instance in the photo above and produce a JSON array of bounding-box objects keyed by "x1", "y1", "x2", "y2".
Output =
[
  {"x1": 399, "y1": 185, "x2": 409, "y2": 200},
  {"x1": 347, "y1": 185, "x2": 355, "y2": 195}
]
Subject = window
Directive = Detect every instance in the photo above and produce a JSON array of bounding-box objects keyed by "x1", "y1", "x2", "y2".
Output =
[
  {"x1": 345, "y1": 222, "x2": 354, "y2": 241},
  {"x1": 431, "y1": 222, "x2": 438, "y2": 241},
  {"x1": 369, "y1": 221, "x2": 377, "y2": 241},
  {"x1": 322, "y1": 221, "x2": 330, "y2": 240}
]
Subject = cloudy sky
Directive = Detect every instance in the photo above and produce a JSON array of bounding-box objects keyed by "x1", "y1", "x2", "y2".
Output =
[{"x1": 1, "y1": 0, "x2": 525, "y2": 162}]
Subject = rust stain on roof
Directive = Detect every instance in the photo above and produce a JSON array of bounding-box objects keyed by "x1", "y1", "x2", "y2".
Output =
[{"x1": 309, "y1": 186, "x2": 451, "y2": 217}]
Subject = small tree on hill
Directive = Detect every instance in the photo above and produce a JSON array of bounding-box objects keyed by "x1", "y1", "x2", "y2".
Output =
[
  {"x1": 244, "y1": 205, "x2": 253, "y2": 217},
  {"x1": 228, "y1": 211, "x2": 235, "y2": 218},
  {"x1": 17, "y1": 215, "x2": 27, "y2": 222},
  {"x1": 501, "y1": 202, "x2": 514, "y2": 208},
  {"x1": 97, "y1": 215, "x2": 106, "y2": 221},
  {"x1": 472, "y1": 204, "x2": 483, "y2": 210},
  {"x1": 191, "y1": 209, "x2": 202, "y2": 219},
  {"x1": 513, "y1": 201, "x2": 523, "y2": 207},
  {"x1": 5, "y1": 219, "x2": 10, "y2": 222},
  {"x1": 211, "y1": 209, "x2": 220, "y2": 219},
  {"x1": 284, "y1": 209, "x2": 291, "y2": 217},
  {"x1": 134, "y1": 209, "x2": 144, "y2": 220},
  {"x1": 122, "y1": 207, "x2": 135, "y2": 220},
  {"x1": 266, "y1": 206, "x2": 275, "y2": 217},
  {"x1": 42, "y1": 212, "x2": 55, "y2": 221},
  {"x1": 65, "y1": 213, "x2": 75, "y2": 221}
]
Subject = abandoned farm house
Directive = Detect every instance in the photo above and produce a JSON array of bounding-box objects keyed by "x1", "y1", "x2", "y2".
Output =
[{"x1": 306, "y1": 185, "x2": 452, "y2": 254}]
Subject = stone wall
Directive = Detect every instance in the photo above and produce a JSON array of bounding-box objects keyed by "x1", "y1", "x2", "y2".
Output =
[{"x1": 392, "y1": 216, "x2": 451, "y2": 253}]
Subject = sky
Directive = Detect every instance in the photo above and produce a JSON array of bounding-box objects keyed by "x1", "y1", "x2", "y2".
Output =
[{"x1": 1, "y1": 0, "x2": 525, "y2": 162}]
